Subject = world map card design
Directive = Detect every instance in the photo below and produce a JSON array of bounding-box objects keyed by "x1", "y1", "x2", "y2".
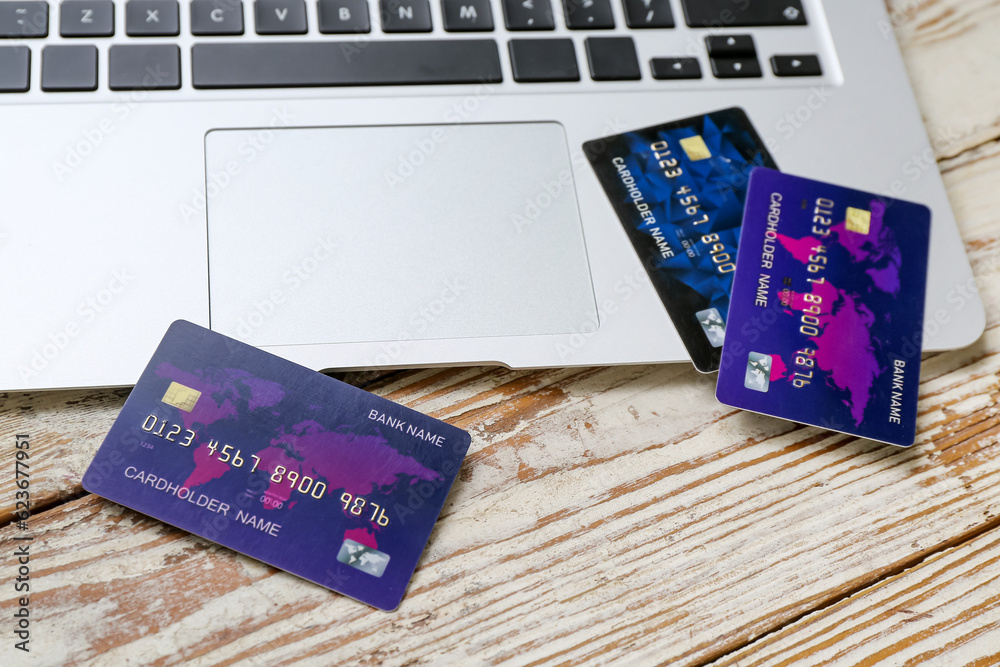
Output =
[
  {"x1": 716, "y1": 169, "x2": 931, "y2": 447},
  {"x1": 83, "y1": 320, "x2": 471, "y2": 610}
]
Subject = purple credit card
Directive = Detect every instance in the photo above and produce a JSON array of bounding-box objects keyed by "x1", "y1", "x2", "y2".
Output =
[
  {"x1": 716, "y1": 169, "x2": 931, "y2": 447},
  {"x1": 82, "y1": 320, "x2": 471, "y2": 610}
]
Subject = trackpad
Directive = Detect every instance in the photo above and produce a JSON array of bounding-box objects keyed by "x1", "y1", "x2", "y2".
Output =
[{"x1": 205, "y1": 123, "x2": 597, "y2": 347}]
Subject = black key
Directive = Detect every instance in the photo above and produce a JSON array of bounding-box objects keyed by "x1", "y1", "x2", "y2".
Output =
[
  {"x1": 255, "y1": 0, "x2": 306, "y2": 33},
  {"x1": 443, "y1": 0, "x2": 493, "y2": 31},
  {"x1": 585, "y1": 36, "x2": 639, "y2": 80},
  {"x1": 622, "y1": 0, "x2": 673, "y2": 28},
  {"x1": 710, "y1": 56, "x2": 761, "y2": 78},
  {"x1": 0, "y1": 46, "x2": 30, "y2": 91},
  {"x1": 650, "y1": 57, "x2": 700, "y2": 80},
  {"x1": 109, "y1": 44, "x2": 181, "y2": 89},
  {"x1": 0, "y1": 2, "x2": 48, "y2": 38},
  {"x1": 318, "y1": 0, "x2": 369, "y2": 33},
  {"x1": 681, "y1": 0, "x2": 805, "y2": 27},
  {"x1": 502, "y1": 0, "x2": 553, "y2": 30},
  {"x1": 771, "y1": 54, "x2": 821, "y2": 77},
  {"x1": 379, "y1": 0, "x2": 432, "y2": 32},
  {"x1": 60, "y1": 0, "x2": 114, "y2": 36},
  {"x1": 508, "y1": 38, "x2": 577, "y2": 82},
  {"x1": 42, "y1": 44, "x2": 97, "y2": 91},
  {"x1": 563, "y1": 0, "x2": 613, "y2": 29},
  {"x1": 126, "y1": 0, "x2": 179, "y2": 35},
  {"x1": 705, "y1": 34, "x2": 754, "y2": 57},
  {"x1": 191, "y1": 0, "x2": 244, "y2": 35},
  {"x1": 192, "y1": 40, "x2": 503, "y2": 88}
]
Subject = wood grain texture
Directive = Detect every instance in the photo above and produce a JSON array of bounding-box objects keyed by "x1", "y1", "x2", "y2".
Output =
[
  {"x1": 887, "y1": 0, "x2": 1000, "y2": 159},
  {"x1": 2, "y1": 1, "x2": 1000, "y2": 665},
  {"x1": 710, "y1": 528, "x2": 1000, "y2": 666},
  {"x1": 2, "y1": 306, "x2": 999, "y2": 665},
  {"x1": 0, "y1": 389, "x2": 129, "y2": 524}
]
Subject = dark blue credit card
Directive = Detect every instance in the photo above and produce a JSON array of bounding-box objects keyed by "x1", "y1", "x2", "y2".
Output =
[
  {"x1": 82, "y1": 320, "x2": 471, "y2": 610},
  {"x1": 585, "y1": 107, "x2": 778, "y2": 373},
  {"x1": 716, "y1": 169, "x2": 931, "y2": 447}
]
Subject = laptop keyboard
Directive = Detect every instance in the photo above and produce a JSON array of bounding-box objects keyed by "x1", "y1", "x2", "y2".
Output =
[{"x1": 0, "y1": 0, "x2": 830, "y2": 94}]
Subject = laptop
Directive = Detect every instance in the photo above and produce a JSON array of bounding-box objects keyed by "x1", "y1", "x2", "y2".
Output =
[{"x1": 2, "y1": 0, "x2": 984, "y2": 391}]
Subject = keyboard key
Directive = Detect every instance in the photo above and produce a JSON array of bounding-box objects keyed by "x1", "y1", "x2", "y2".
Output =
[
  {"x1": 710, "y1": 56, "x2": 761, "y2": 78},
  {"x1": 443, "y1": 0, "x2": 493, "y2": 31},
  {"x1": 563, "y1": 0, "x2": 613, "y2": 29},
  {"x1": 318, "y1": 0, "x2": 369, "y2": 33},
  {"x1": 508, "y1": 38, "x2": 578, "y2": 82},
  {"x1": 109, "y1": 44, "x2": 181, "y2": 89},
  {"x1": 126, "y1": 0, "x2": 179, "y2": 35},
  {"x1": 192, "y1": 40, "x2": 503, "y2": 87},
  {"x1": 191, "y1": 0, "x2": 244, "y2": 35},
  {"x1": 585, "y1": 36, "x2": 639, "y2": 80},
  {"x1": 41, "y1": 44, "x2": 97, "y2": 91},
  {"x1": 771, "y1": 54, "x2": 821, "y2": 77},
  {"x1": 650, "y1": 57, "x2": 700, "y2": 80},
  {"x1": 255, "y1": 0, "x2": 306, "y2": 33},
  {"x1": 0, "y1": 2, "x2": 48, "y2": 38},
  {"x1": 502, "y1": 0, "x2": 553, "y2": 30},
  {"x1": 0, "y1": 46, "x2": 30, "y2": 92},
  {"x1": 380, "y1": 0, "x2": 432, "y2": 32},
  {"x1": 705, "y1": 34, "x2": 755, "y2": 57},
  {"x1": 681, "y1": 0, "x2": 805, "y2": 27},
  {"x1": 622, "y1": 0, "x2": 672, "y2": 28},
  {"x1": 60, "y1": 0, "x2": 114, "y2": 36}
]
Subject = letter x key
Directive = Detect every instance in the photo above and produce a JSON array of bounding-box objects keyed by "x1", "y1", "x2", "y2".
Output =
[{"x1": 126, "y1": 0, "x2": 180, "y2": 35}]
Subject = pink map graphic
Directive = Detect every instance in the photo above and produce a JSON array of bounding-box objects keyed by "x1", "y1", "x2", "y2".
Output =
[
  {"x1": 775, "y1": 225, "x2": 893, "y2": 426},
  {"x1": 155, "y1": 363, "x2": 441, "y2": 550}
]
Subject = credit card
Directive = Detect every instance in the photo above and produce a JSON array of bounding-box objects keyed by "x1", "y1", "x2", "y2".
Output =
[
  {"x1": 716, "y1": 168, "x2": 931, "y2": 447},
  {"x1": 584, "y1": 107, "x2": 778, "y2": 373},
  {"x1": 82, "y1": 320, "x2": 471, "y2": 610}
]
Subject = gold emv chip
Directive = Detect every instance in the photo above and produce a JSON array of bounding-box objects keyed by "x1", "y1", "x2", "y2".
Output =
[
  {"x1": 162, "y1": 382, "x2": 201, "y2": 412},
  {"x1": 845, "y1": 207, "x2": 871, "y2": 235},
  {"x1": 679, "y1": 135, "x2": 712, "y2": 161}
]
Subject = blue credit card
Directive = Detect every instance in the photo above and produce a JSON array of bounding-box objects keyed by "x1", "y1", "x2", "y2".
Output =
[
  {"x1": 716, "y1": 168, "x2": 931, "y2": 447},
  {"x1": 584, "y1": 107, "x2": 778, "y2": 373},
  {"x1": 82, "y1": 320, "x2": 471, "y2": 610}
]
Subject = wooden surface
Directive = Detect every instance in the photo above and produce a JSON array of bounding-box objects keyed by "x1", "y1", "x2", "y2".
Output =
[{"x1": 4, "y1": 1, "x2": 1000, "y2": 663}]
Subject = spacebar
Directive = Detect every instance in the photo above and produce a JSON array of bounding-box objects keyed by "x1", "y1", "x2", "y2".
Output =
[{"x1": 191, "y1": 40, "x2": 503, "y2": 88}]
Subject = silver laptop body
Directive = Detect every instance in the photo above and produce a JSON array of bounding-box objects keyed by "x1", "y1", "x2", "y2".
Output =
[{"x1": 1, "y1": 0, "x2": 984, "y2": 390}]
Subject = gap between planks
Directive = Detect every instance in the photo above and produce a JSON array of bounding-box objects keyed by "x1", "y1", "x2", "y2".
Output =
[{"x1": 688, "y1": 485, "x2": 1000, "y2": 666}]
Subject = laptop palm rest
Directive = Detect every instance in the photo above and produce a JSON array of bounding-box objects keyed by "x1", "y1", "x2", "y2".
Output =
[{"x1": 204, "y1": 123, "x2": 598, "y2": 348}]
